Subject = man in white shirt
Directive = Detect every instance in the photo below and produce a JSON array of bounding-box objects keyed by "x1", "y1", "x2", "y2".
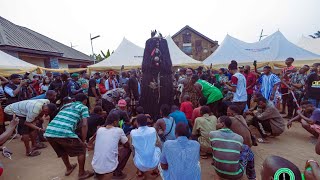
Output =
[
  {"x1": 225, "y1": 62, "x2": 248, "y2": 113},
  {"x1": 4, "y1": 99, "x2": 57, "y2": 157},
  {"x1": 91, "y1": 112, "x2": 131, "y2": 179},
  {"x1": 130, "y1": 114, "x2": 161, "y2": 178}
]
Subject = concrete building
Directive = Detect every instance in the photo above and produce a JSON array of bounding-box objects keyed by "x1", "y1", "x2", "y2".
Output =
[
  {"x1": 0, "y1": 16, "x2": 93, "y2": 69},
  {"x1": 172, "y1": 25, "x2": 219, "y2": 61}
]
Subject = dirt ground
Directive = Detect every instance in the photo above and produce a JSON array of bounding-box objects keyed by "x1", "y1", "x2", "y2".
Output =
[{"x1": 1, "y1": 120, "x2": 320, "y2": 180}]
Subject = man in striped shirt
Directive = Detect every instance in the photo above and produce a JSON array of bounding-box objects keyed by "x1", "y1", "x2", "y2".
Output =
[
  {"x1": 259, "y1": 66, "x2": 281, "y2": 103},
  {"x1": 4, "y1": 99, "x2": 57, "y2": 157},
  {"x1": 209, "y1": 116, "x2": 256, "y2": 180},
  {"x1": 44, "y1": 93, "x2": 94, "y2": 179}
]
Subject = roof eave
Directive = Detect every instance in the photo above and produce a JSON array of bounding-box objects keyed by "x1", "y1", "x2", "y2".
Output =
[
  {"x1": 172, "y1": 25, "x2": 218, "y2": 44},
  {"x1": 0, "y1": 45, "x2": 63, "y2": 57}
]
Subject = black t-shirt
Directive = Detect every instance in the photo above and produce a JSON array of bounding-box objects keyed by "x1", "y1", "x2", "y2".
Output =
[
  {"x1": 88, "y1": 78, "x2": 99, "y2": 97},
  {"x1": 306, "y1": 73, "x2": 320, "y2": 99}
]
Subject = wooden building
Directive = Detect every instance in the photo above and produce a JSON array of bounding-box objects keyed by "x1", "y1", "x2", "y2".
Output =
[
  {"x1": 172, "y1": 25, "x2": 219, "y2": 61},
  {"x1": 0, "y1": 16, "x2": 93, "y2": 69}
]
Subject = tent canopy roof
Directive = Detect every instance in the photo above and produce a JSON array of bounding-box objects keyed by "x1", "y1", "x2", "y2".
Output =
[
  {"x1": 89, "y1": 36, "x2": 201, "y2": 71},
  {"x1": 203, "y1": 31, "x2": 320, "y2": 66},
  {"x1": 297, "y1": 36, "x2": 320, "y2": 55},
  {"x1": 88, "y1": 38, "x2": 144, "y2": 70},
  {"x1": 0, "y1": 50, "x2": 37, "y2": 70}
]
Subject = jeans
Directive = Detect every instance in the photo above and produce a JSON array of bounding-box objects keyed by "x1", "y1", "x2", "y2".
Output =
[{"x1": 240, "y1": 145, "x2": 256, "y2": 180}]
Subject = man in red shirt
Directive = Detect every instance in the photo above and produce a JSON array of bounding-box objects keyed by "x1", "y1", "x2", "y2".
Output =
[
  {"x1": 280, "y1": 57, "x2": 295, "y2": 114},
  {"x1": 180, "y1": 95, "x2": 193, "y2": 121},
  {"x1": 244, "y1": 65, "x2": 257, "y2": 109},
  {"x1": 191, "y1": 97, "x2": 207, "y2": 126}
]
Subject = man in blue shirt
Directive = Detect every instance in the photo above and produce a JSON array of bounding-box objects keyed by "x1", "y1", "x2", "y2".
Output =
[
  {"x1": 169, "y1": 105, "x2": 189, "y2": 127},
  {"x1": 160, "y1": 123, "x2": 201, "y2": 180}
]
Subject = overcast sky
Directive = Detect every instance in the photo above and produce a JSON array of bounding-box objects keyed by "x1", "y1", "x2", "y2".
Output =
[{"x1": 1, "y1": 0, "x2": 319, "y2": 56}]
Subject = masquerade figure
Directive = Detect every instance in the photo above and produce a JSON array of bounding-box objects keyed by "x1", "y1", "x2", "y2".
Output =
[{"x1": 140, "y1": 30, "x2": 174, "y2": 118}]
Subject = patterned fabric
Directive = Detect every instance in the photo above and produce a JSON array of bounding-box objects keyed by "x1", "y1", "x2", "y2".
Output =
[
  {"x1": 160, "y1": 136, "x2": 201, "y2": 180},
  {"x1": 259, "y1": 73, "x2": 280, "y2": 100},
  {"x1": 281, "y1": 65, "x2": 295, "y2": 88},
  {"x1": 289, "y1": 72, "x2": 307, "y2": 95},
  {"x1": 67, "y1": 80, "x2": 82, "y2": 96},
  {"x1": 4, "y1": 99, "x2": 49, "y2": 122},
  {"x1": 78, "y1": 78, "x2": 89, "y2": 95},
  {"x1": 44, "y1": 101, "x2": 89, "y2": 138},
  {"x1": 239, "y1": 144, "x2": 256, "y2": 179}
]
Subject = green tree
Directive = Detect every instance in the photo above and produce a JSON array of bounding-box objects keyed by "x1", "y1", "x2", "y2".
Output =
[{"x1": 309, "y1": 30, "x2": 320, "y2": 39}]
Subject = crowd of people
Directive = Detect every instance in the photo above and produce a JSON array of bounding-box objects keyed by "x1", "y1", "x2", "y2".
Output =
[{"x1": 0, "y1": 58, "x2": 319, "y2": 179}]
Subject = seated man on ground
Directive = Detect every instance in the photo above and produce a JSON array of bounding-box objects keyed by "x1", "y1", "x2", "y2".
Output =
[
  {"x1": 192, "y1": 106, "x2": 217, "y2": 158},
  {"x1": 227, "y1": 105, "x2": 254, "y2": 147},
  {"x1": 210, "y1": 116, "x2": 256, "y2": 180},
  {"x1": 169, "y1": 105, "x2": 189, "y2": 129},
  {"x1": 87, "y1": 106, "x2": 105, "y2": 142},
  {"x1": 191, "y1": 97, "x2": 207, "y2": 126},
  {"x1": 130, "y1": 114, "x2": 161, "y2": 179},
  {"x1": 4, "y1": 99, "x2": 57, "y2": 157},
  {"x1": 295, "y1": 107, "x2": 320, "y2": 138},
  {"x1": 154, "y1": 104, "x2": 176, "y2": 143},
  {"x1": 248, "y1": 97, "x2": 285, "y2": 141},
  {"x1": 180, "y1": 95, "x2": 194, "y2": 122},
  {"x1": 260, "y1": 155, "x2": 302, "y2": 180},
  {"x1": 91, "y1": 112, "x2": 131, "y2": 180},
  {"x1": 160, "y1": 123, "x2": 201, "y2": 180}
]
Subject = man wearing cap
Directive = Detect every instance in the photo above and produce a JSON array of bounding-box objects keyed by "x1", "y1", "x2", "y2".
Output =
[
  {"x1": 67, "y1": 73, "x2": 83, "y2": 97},
  {"x1": 105, "y1": 71, "x2": 119, "y2": 91},
  {"x1": 88, "y1": 73, "x2": 101, "y2": 112},
  {"x1": 4, "y1": 74, "x2": 28, "y2": 105}
]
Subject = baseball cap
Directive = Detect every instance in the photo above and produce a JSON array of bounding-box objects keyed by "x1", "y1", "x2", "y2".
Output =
[
  {"x1": 10, "y1": 74, "x2": 21, "y2": 79},
  {"x1": 310, "y1": 109, "x2": 320, "y2": 122},
  {"x1": 71, "y1": 73, "x2": 79, "y2": 78},
  {"x1": 118, "y1": 99, "x2": 127, "y2": 107}
]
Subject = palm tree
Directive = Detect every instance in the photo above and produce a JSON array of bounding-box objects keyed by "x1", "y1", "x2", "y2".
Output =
[{"x1": 309, "y1": 30, "x2": 320, "y2": 39}]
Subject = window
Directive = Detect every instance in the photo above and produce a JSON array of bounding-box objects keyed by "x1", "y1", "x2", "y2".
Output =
[
  {"x1": 182, "y1": 32, "x2": 191, "y2": 43},
  {"x1": 182, "y1": 43, "x2": 192, "y2": 55},
  {"x1": 195, "y1": 40, "x2": 202, "y2": 53}
]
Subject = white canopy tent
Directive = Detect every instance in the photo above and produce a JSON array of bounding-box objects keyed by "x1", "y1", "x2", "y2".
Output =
[
  {"x1": 203, "y1": 31, "x2": 320, "y2": 68},
  {"x1": 0, "y1": 50, "x2": 38, "y2": 76},
  {"x1": 88, "y1": 38, "x2": 144, "y2": 71},
  {"x1": 89, "y1": 36, "x2": 202, "y2": 71},
  {"x1": 165, "y1": 36, "x2": 202, "y2": 67},
  {"x1": 297, "y1": 36, "x2": 320, "y2": 55}
]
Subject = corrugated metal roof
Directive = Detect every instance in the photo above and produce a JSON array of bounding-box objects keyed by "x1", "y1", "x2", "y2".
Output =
[{"x1": 0, "y1": 16, "x2": 93, "y2": 62}]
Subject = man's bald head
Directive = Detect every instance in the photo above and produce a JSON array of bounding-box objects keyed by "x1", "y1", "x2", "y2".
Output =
[{"x1": 261, "y1": 156, "x2": 302, "y2": 180}]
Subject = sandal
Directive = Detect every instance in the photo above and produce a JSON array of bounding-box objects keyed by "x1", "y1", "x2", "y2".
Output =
[
  {"x1": 34, "y1": 143, "x2": 47, "y2": 150},
  {"x1": 65, "y1": 163, "x2": 77, "y2": 176},
  {"x1": 78, "y1": 170, "x2": 94, "y2": 180},
  {"x1": 27, "y1": 150, "x2": 41, "y2": 157},
  {"x1": 151, "y1": 169, "x2": 160, "y2": 177},
  {"x1": 257, "y1": 138, "x2": 270, "y2": 143},
  {"x1": 136, "y1": 170, "x2": 145, "y2": 179}
]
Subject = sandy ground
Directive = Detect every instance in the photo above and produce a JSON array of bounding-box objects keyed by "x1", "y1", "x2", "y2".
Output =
[{"x1": 1, "y1": 121, "x2": 320, "y2": 180}]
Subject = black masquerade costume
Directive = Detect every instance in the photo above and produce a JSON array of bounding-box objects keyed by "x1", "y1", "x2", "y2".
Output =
[{"x1": 140, "y1": 31, "x2": 174, "y2": 118}]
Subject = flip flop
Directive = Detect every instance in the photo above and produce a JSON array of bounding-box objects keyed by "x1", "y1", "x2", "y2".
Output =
[
  {"x1": 257, "y1": 138, "x2": 270, "y2": 143},
  {"x1": 27, "y1": 150, "x2": 41, "y2": 157},
  {"x1": 65, "y1": 163, "x2": 77, "y2": 176},
  {"x1": 34, "y1": 143, "x2": 47, "y2": 150},
  {"x1": 78, "y1": 170, "x2": 94, "y2": 180}
]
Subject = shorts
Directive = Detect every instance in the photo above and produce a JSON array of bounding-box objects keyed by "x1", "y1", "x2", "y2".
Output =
[
  {"x1": 47, "y1": 137, "x2": 86, "y2": 158},
  {"x1": 6, "y1": 115, "x2": 35, "y2": 135}
]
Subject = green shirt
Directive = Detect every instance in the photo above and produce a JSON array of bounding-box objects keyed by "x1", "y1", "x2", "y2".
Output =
[
  {"x1": 197, "y1": 79, "x2": 223, "y2": 104},
  {"x1": 44, "y1": 101, "x2": 89, "y2": 138}
]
